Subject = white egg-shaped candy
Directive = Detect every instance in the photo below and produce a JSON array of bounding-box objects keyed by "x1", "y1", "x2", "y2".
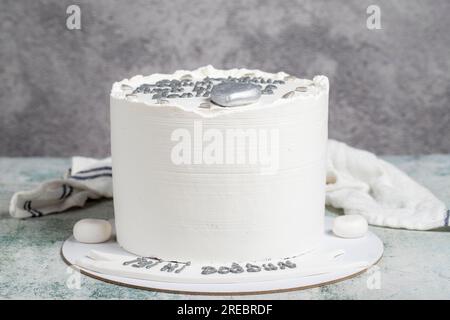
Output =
[
  {"x1": 73, "y1": 219, "x2": 112, "y2": 243},
  {"x1": 332, "y1": 215, "x2": 368, "y2": 238}
]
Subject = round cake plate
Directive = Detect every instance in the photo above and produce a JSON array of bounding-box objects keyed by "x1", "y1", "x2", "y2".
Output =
[{"x1": 61, "y1": 217, "x2": 383, "y2": 295}]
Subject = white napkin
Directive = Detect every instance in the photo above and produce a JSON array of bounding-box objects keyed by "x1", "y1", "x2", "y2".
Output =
[
  {"x1": 9, "y1": 157, "x2": 113, "y2": 218},
  {"x1": 326, "y1": 140, "x2": 448, "y2": 230},
  {"x1": 9, "y1": 140, "x2": 449, "y2": 230}
]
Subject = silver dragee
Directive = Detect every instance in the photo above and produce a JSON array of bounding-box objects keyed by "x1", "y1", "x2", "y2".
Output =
[{"x1": 210, "y1": 82, "x2": 261, "y2": 107}]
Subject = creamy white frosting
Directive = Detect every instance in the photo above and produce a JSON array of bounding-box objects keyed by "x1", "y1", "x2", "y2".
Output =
[
  {"x1": 111, "y1": 66, "x2": 329, "y2": 264},
  {"x1": 111, "y1": 65, "x2": 329, "y2": 118}
]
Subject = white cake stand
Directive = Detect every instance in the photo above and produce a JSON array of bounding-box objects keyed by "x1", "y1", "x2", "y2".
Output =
[{"x1": 61, "y1": 217, "x2": 383, "y2": 295}]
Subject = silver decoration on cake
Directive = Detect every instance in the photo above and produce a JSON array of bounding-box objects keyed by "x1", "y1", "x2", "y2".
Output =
[
  {"x1": 131, "y1": 75, "x2": 284, "y2": 102},
  {"x1": 125, "y1": 93, "x2": 138, "y2": 99},
  {"x1": 198, "y1": 102, "x2": 211, "y2": 109},
  {"x1": 261, "y1": 84, "x2": 277, "y2": 95},
  {"x1": 171, "y1": 87, "x2": 183, "y2": 93},
  {"x1": 180, "y1": 74, "x2": 193, "y2": 81},
  {"x1": 156, "y1": 79, "x2": 171, "y2": 87},
  {"x1": 282, "y1": 91, "x2": 296, "y2": 99},
  {"x1": 210, "y1": 82, "x2": 261, "y2": 107},
  {"x1": 121, "y1": 84, "x2": 134, "y2": 91},
  {"x1": 295, "y1": 86, "x2": 308, "y2": 92},
  {"x1": 195, "y1": 89, "x2": 205, "y2": 97}
]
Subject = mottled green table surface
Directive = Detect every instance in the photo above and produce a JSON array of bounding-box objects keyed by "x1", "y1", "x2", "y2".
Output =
[{"x1": 0, "y1": 156, "x2": 449, "y2": 300}]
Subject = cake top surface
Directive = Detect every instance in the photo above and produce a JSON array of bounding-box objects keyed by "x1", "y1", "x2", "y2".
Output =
[{"x1": 111, "y1": 65, "x2": 328, "y2": 117}]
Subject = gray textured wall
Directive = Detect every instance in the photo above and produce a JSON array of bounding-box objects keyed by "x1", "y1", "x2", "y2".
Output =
[{"x1": 1, "y1": 0, "x2": 449, "y2": 157}]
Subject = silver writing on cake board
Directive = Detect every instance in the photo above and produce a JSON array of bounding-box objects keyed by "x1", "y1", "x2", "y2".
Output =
[
  {"x1": 123, "y1": 257, "x2": 191, "y2": 274},
  {"x1": 160, "y1": 262, "x2": 179, "y2": 272},
  {"x1": 121, "y1": 256, "x2": 296, "y2": 275},
  {"x1": 201, "y1": 259, "x2": 296, "y2": 275}
]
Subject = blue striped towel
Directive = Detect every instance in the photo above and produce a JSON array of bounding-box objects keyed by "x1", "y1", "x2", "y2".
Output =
[{"x1": 9, "y1": 157, "x2": 113, "y2": 218}]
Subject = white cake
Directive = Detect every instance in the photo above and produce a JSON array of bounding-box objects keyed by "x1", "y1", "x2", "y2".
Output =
[{"x1": 110, "y1": 66, "x2": 329, "y2": 264}]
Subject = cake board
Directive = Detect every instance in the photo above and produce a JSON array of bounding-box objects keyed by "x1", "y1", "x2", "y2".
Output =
[{"x1": 61, "y1": 217, "x2": 383, "y2": 295}]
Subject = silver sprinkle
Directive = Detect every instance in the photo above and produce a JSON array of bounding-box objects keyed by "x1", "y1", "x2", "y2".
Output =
[
  {"x1": 125, "y1": 93, "x2": 137, "y2": 98},
  {"x1": 156, "y1": 79, "x2": 171, "y2": 87},
  {"x1": 198, "y1": 102, "x2": 211, "y2": 109},
  {"x1": 167, "y1": 94, "x2": 179, "y2": 98},
  {"x1": 181, "y1": 80, "x2": 193, "y2": 86},
  {"x1": 282, "y1": 91, "x2": 296, "y2": 99},
  {"x1": 180, "y1": 74, "x2": 193, "y2": 81},
  {"x1": 295, "y1": 86, "x2": 308, "y2": 92},
  {"x1": 121, "y1": 84, "x2": 133, "y2": 91}
]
